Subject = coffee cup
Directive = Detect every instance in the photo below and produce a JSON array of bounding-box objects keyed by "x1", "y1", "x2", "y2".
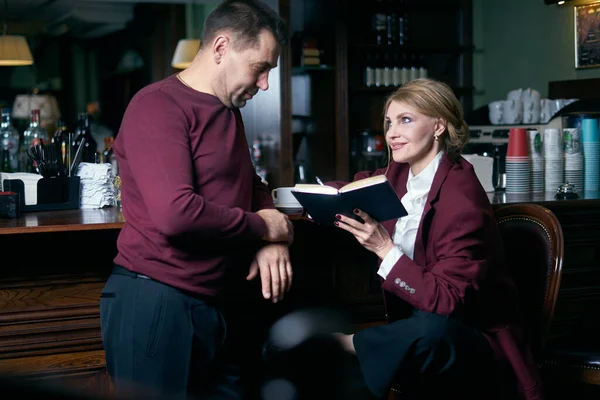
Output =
[{"x1": 272, "y1": 187, "x2": 300, "y2": 207}]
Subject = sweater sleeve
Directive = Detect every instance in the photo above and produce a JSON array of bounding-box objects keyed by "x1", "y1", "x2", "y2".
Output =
[
  {"x1": 118, "y1": 92, "x2": 267, "y2": 241},
  {"x1": 252, "y1": 172, "x2": 276, "y2": 211}
]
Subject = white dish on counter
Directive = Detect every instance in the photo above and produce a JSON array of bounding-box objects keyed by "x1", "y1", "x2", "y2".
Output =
[{"x1": 275, "y1": 203, "x2": 303, "y2": 214}]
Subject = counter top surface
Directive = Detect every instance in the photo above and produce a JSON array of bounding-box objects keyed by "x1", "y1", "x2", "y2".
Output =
[
  {"x1": 1, "y1": 191, "x2": 599, "y2": 235},
  {"x1": 488, "y1": 191, "x2": 600, "y2": 206},
  {"x1": 0, "y1": 207, "x2": 125, "y2": 235}
]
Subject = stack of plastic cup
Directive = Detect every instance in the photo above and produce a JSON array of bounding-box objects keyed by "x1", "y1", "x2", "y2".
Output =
[
  {"x1": 581, "y1": 118, "x2": 600, "y2": 192},
  {"x1": 527, "y1": 129, "x2": 544, "y2": 193},
  {"x1": 505, "y1": 128, "x2": 531, "y2": 194},
  {"x1": 543, "y1": 128, "x2": 564, "y2": 193},
  {"x1": 563, "y1": 127, "x2": 584, "y2": 194}
]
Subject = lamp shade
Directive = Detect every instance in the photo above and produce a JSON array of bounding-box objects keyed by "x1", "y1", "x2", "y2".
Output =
[
  {"x1": 0, "y1": 35, "x2": 34, "y2": 66},
  {"x1": 171, "y1": 39, "x2": 200, "y2": 69},
  {"x1": 12, "y1": 94, "x2": 60, "y2": 122}
]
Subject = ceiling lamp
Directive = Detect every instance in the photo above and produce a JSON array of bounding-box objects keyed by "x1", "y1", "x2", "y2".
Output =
[
  {"x1": 0, "y1": 0, "x2": 33, "y2": 66},
  {"x1": 171, "y1": 39, "x2": 200, "y2": 69}
]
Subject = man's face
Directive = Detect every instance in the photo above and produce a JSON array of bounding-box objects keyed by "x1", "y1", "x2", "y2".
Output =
[{"x1": 218, "y1": 30, "x2": 280, "y2": 109}]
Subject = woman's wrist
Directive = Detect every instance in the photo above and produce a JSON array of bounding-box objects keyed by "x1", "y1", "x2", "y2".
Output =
[{"x1": 377, "y1": 241, "x2": 396, "y2": 260}]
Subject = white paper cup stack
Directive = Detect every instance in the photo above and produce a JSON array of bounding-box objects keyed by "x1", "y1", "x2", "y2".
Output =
[
  {"x1": 543, "y1": 128, "x2": 564, "y2": 193},
  {"x1": 581, "y1": 118, "x2": 600, "y2": 192},
  {"x1": 527, "y1": 129, "x2": 544, "y2": 193},
  {"x1": 563, "y1": 128, "x2": 584, "y2": 194}
]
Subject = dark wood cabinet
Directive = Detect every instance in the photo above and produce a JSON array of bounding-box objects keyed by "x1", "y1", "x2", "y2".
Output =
[
  {"x1": 345, "y1": 0, "x2": 474, "y2": 177},
  {"x1": 280, "y1": 0, "x2": 350, "y2": 185},
  {"x1": 2, "y1": 193, "x2": 600, "y2": 397},
  {"x1": 278, "y1": 0, "x2": 473, "y2": 185}
]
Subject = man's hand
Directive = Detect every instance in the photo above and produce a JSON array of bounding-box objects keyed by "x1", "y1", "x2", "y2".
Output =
[
  {"x1": 257, "y1": 209, "x2": 294, "y2": 244},
  {"x1": 247, "y1": 243, "x2": 292, "y2": 303}
]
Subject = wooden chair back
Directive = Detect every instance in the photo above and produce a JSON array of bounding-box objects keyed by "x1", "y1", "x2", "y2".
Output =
[{"x1": 494, "y1": 203, "x2": 564, "y2": 361}]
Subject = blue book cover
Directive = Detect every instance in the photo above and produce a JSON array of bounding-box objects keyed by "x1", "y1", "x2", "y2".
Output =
[{"x1": 291, "y1": 175, "x2": 407, "y2": 226}]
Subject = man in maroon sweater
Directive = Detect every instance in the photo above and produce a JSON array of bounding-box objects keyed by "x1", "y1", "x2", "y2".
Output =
[{"x1": 99, "y1": 1, "x2": 292, "y2": 398}]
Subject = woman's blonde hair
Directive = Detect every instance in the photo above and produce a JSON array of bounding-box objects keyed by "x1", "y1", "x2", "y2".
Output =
[{"x1": 383, "y1": 78, "x2": 469, "y2": 162}]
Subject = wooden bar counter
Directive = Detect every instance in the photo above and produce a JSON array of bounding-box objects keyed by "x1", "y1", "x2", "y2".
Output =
[{"x1": 1, "y1": 193, "x2": 600, "y2": 396}]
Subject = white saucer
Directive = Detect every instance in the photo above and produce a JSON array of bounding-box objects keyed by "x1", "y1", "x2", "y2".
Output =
[
  {"x1": 275, "y1": 204, "x2": 303, "y2": 215},
  {"x1": 274, "y1": 203, "x2": 302, "y2": 209}
]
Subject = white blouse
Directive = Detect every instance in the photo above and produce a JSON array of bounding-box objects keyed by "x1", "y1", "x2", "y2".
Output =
[{"x1": 377, "y1": 151, "x2": 443, "y2": 279}]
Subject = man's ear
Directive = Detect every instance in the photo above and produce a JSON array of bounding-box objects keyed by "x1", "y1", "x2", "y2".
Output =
[{"x1": 213, "y1": 35, "x2": 229, "y2": 64}]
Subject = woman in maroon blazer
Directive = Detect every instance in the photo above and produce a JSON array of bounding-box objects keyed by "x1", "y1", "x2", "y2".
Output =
[{"x1": 332, "y1": 79, "x2": 543, "y2": 400}]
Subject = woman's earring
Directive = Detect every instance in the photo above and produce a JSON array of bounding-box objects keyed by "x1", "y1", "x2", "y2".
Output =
[{"x1": 434, "y1": 135, "x2": 439, "y2": 142}]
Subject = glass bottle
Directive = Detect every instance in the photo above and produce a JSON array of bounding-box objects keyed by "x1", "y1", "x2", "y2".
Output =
[
  {"x1": 383, "y1": 52, "x2": 392, "y2": 87},
  {"x1": 102, "y1": 136, "x2": 118, "y2": 175},
  {"x1": 22, "y1": 109, "x2": 49, "y2": 173},
  {"x1": 386, "y1": 1, "x2": 397, "y2": 46},
  {"x1": 0, "y1": 107, "x2": 20, "y2": 172},
  {"x1": 392, "y1": 53, "x2": 401, "y2": 86},
  {"x1": 52, "y1": 119, "x2": 70, "y2": 172},
  {"x1": 251, "y1": 137, "x2": 268, "y2": 183},
  {"x1": 418, "y1": 54, "x2": 428, "y2": 79},
  {"x1": 409, "y1": 53, "x2": 419, "y2": 81},
  {"x1": 0, "y1": 146, "x2": 11, "y2": 172},
  {"x1": 398, "y1": 0, "x2": 408, "y2": 46},
  {"x1": 364, "y1": 51, "x2": 375, "y2": 87},
  {"x1": 372, "y1": 0, "x2": 386, "y2": 46},
  {"x1": 73, "y1": 112, "x2": 98, "y2": 164},
  {"x1": 374, "y1": 52, "x2": 384, "y2": 87}
]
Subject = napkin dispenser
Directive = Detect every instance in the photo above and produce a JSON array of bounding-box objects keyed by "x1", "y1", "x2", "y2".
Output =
[
  {"x1": 1, "y1": 176, "x2": 80, "y2": 212},
  {"x1": 0, "y1": 192, "x2": 19, "y2": 218}
]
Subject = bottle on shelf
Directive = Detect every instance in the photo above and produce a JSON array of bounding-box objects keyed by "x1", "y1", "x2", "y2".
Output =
[
  {"x1": 0, "y1": 107, "x2": 20, "y2": 172},
  {"x1": 391, "y1": 53, "x2": 400, "y2": 87},
  {"x1": 21, "y1": 109, "x2": 49, "y2": 173},
  {"x1": 52, "y1": 119, "x2": 70, "y2": 168},
  {"x1": 251, "y1": 137, "x2": 268, "y2": 183},
  {"x1": 0, "y1": 145, "x2": 11, "y2": 172},
  {"x1": 364, "y1": 51, "x2": 375, "y2": 87},
  {"x1": 418, "y1": 54, "x2": 428, "y2": 79},
  {"x1": 73, "y1": 112, "x2": 98, "y2": 165},
  {"x1": 102, "y1": 136, "x2": 118, "y2": 175},
  {"x1": 372, "y1": 0, "x2": 386, "y2": 46},
  {"x1": 409, "y1": 54, "x2": 419, "y2": 81},
  {"x1": 374, "y1": 52, "x2": 384, "y2": 87},
  {"x1": 383, "y1": 52, "x2": 393, "y2": 87},
  {"x1": 398, "y1": 1, "x2": 408, "y2": 46},
  {"x1": 386, "y1": 2, "x2": 397, "y2": 46},
  {"x1": 400, "y1": 53, "x2": 409, "y2": 85}
]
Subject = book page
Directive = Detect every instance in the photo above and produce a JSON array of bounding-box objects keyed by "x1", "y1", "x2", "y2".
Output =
[
  {"x1": 292, "y1": 184, "x2": 339, "y2": 195},
  {"x1": 339, "y1": 175, "x2": 388, "y2": 193}
]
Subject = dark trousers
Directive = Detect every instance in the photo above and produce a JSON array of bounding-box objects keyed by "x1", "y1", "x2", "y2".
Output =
[
  {"x1": 100, "y1": 265, "x2": 241, "y2": 399},
  {"x1": 353, "y1": 309, "x2": 495, "y2": 399}
]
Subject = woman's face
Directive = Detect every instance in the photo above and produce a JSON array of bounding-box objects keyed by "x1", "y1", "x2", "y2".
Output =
[{"x1": 385, "y1": 100, "x2": 444, "y2": 175}]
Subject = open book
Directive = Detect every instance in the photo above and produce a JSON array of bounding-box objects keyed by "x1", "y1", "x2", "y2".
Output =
[{"x1": 291, "y1": 175, "x2": 407, "y2": 226}]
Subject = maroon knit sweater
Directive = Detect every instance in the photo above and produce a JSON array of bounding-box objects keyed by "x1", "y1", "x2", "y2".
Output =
[{"x1": 112, "y1": 74, "x2": 273, "y2": 298}]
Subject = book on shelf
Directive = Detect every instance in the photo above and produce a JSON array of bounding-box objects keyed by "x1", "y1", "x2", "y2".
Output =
[{"x1": 291, "y1": 175, "x2": 407, "y2": 226}]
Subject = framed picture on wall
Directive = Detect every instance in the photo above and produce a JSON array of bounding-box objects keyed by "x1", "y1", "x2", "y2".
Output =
[{"x1": 575, "y1": 2, "x2": 600, "y2": 69}]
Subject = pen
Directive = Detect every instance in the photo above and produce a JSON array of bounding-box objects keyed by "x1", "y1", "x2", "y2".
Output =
[{"x1": 316, "y1": 176, "x2": 325, "y2": 186}]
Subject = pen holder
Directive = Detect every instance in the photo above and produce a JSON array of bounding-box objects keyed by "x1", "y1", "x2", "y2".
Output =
[{"x1": 1, "y1": 176, "x2": 81, "y2": 212}]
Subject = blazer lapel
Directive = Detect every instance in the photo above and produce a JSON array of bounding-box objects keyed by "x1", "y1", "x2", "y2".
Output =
[{"x1": 412, "y1": 153, "x2": 453, "y2": 264}]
